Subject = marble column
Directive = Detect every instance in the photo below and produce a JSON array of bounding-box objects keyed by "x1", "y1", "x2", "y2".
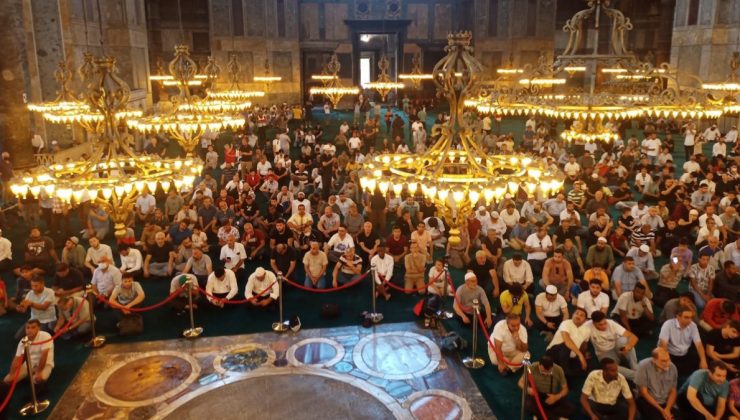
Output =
[{"x1": 0, "y1": 0, "x2": 37, "y2": 168}]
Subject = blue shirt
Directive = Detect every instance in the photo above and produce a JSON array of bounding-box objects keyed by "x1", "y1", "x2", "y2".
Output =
[
  {"x1": 679, "y1": 369, "x2": 729, "y2": 407},
  {"x1": 613, "y1": 264, "x2": 646, "y2": 294},
  {"x1": 168, "y1": 225, "x2": 192, "y2": 246},
  {"x1": 659, "y1": 318, "x2": 701, "y2": 356}
]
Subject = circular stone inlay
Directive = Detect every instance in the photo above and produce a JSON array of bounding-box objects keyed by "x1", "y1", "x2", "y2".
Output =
[
  {"x1": 164, "y1": 373, "x2": 402, "y2": 420},
  {"x1": 93, "y1": 351, "x2": 201, "y2": 408},
  {"x1": 353, "y1": 332, "x2": 441, "y2": 380},
  {"x1": 213, "y1": 343, "x2": 276, "y2": 374},
  {"x1": 287, "y1": 338, "x2": 345, "y2": 368},
  {"x1": 405, "y1": 390, "x2": 472, "y2": 420}
]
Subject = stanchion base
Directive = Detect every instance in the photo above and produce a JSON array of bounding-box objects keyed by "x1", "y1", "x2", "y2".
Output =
[
  {"x1": 183, "y1": 327, "x2": 203, "y2": 338},
  {"x1": 86, "y1": 335, "x2": 106, "y2": 348},
  {"x1": 369, "y1": 312, "x2": 383, "y2": 324},
  {"x1": 462, "y1": 357, "x2": 485, "y2": 369},
  {"x1": 19, "y1": 399, "x2": 50, "y2": 416},
  {"x1": 272, "y1": 322, "x2": 289, "y2": 332}
]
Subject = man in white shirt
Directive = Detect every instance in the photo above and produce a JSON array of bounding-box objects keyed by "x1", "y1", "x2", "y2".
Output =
[
  {"x1": 683, "y1": 154, "x2": 701, "y2": 175},
  {"x1": 535, "y1": 285, "x2": 569, "y2": 339},
  {"x1": 245, "y1": 267, "x2": 279, "y2": 310},
  {"x1": 4, "y1": 320, "x2": 54, "y2": 385},
  {"x1": 347, "y1": 132, "x2": 362, "y2": 152},
  {"x1": 489, "y1": 313, "x2": 528, "y2": 374},
  {"x1": 524, "y1": 226, "x2": 552, "y2": 277},
  {"x1": 546, "y1": 307, "x2": 591, "y2": 376},
  {"x1": 291, "y1": 191, "x2": 311, "y2": 215},
  {"x1": 586, "y1": 311, "x2": 639, "y2": 380},
  {"x1": 641, "y1": 133, "x2": 661, "y2": 166},
  {"x1": 577, "y1": 279, "x2": 610, "y2": 318},
  {"x1": 702, "y1": 124, "x2": 720, "y2": 142},
  {"x1": 0, "y1": 228, "x2": 12, "y2": 273},
  {"x1": 725, "y1": 125, "x2": 737, "y2": 144},
  {"x1": 118, "y1": 244, "x2": 143, "y2": 278},
  {"x1": 502, "y1": 254, "x2": 534, "y2": 290},
  {"x1": 580, "y1": 358, "x2": 636, "y2": 420},
  {"x1": 563, "y1": 155, "x2": 581, "y2": 182},
  {"x1": 370, "y1": 243, "x2": 394, "y2": 301},
  {"x1": 205, "y1": 268, "x2": 238, "y2": 308},
  {"x1": 135, "y1": 190, "x2": 157, "y2": 222},
  {"x1": 84, "y1": 236, "x2": 113, "y2": 274},
  {"x1": 325, "y1": 227, "x2": 355, "y2": 263},
  {"x1": 220, "y1": 234, "x2": 246, "y2": 276},
  {"x1": 611, "y1": 283, "x2": 654, "y2": 337},
  {"x1": 712, "y1": 137, "x2": 727, "y2": 157}
]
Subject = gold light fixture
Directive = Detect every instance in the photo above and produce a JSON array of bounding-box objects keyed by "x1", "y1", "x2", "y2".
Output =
[
  {"x1": 358, "y1": 32, "x2": 564, "y2": 246},
  {"x1": 20, "y1": 57, "x2": 199, "y2": 238},
  {"x1": 702, "y1": 52, "x2": 740, "y2": 114},
  {"x1": 363, "y1": 54, "x2": 404, "y2": 101},
  {"x1": 398, "y1": 52, "x2": 433, "y2": 88},
  {"x1": 309, "y1": 53, "x2": 360, "y2": 106},
  {"x1": 253, "y1": 58, "x2": 282, "y2": 92},
  {"x1": 473, "y1": 1, "x2": 726, "y2": 140},
  {"x1": 205, "y1": 53, "x2": 265, "y2": 103},
  {"x1": 128, "y1": 45, "x2": 246, "y2": 155}
]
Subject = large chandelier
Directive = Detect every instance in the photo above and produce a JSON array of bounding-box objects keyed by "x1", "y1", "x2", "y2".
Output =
[
  {"x1": 128, "y1": 45, "x2": 245, "y2": 155},
  {"x1": 206, "y1": 54, "x2": 265, "y2": 103},
  {"x1": 364, "y1": 54, "x2": 405, "y2": 100},
  {"x1": 472, "y1": 0, "x2": 725, "y2": 142},
  {"x1": 309, "y1": 54, "x2": 360, "y2": 106},
  {"x1": 398, "y1": 52, "x2": 433, "y2": 88},
  {"x1": 358, "y1": 32, "x2": 563, "y2": 246},
  {"x1": 253, "y1": 58, "x2": 282, "y2": 92},
  {"x1": 18, "y1": 56, "x2": 199, "y2": 237},
  {"x1": 702, "y1": 53, "x2": 740, "y2": 114}
]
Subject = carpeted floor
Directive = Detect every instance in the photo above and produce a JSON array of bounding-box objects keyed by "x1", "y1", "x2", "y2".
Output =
[{"x1": 0, "y1": 107, "x2": 701, "y2": 419}]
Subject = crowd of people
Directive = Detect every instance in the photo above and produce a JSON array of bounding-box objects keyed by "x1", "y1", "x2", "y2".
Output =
[{"x1": 0, "y1": 99, "x2": 739, "y2": 419}]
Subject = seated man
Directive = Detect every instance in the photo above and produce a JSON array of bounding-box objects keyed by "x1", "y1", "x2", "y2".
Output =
[
  {"x1": 587, "y1": 311, "x2": 639, "y2": 380},
  {"x1": 270, "y1": 243, "x2": 297, "y2": 280},
  {"x1": 84, "y1": 236, "x2": 113, "y2": 276},
  {"x1": 534, "y1": 285, "x2": 569, "y2": 341},
  {"x1": 678, "y1": 360, "x2": 729, "y2": 420},
  {"x1": 705, "y1": 320, "x2": 739, "y2": 375},
  {"x1": 580, "y1": 358, "x2": 636, "y2": 420},
  {"x1": 577, "y1": 279, "x2": 610, "y2": 319},
  {"x1": 143, "y1": 232, "x2": 174, "y2": 279},
  {"x1": 302, "y1": 242, "x2": 328, "y2": 289},
  {"x1": 108, "y1": 273, "x2": 146, "y2": 319},
  {"x1": 205, "y1": 268, "x2": 238, "y2": 308},
  {"x1": 499, "y1": 283, "x2": 533, "y2": 327},
  {"x1": 118, "y1": 244, "x2": 143, "y2": 279},
  {"x1": 3, "y1": 320, "x2": 53, "y2": 386},
  {"x1": 404, "y1": 243, "x2": 427, "y2": 294},
  {"x1": 700, "y1": 298, "x2": 739, "y2": 332},
  {"x1": 60, "y1": 237, "x2": 86, "y2": 274},
  {"x1": 52, "y1": 263, "x2": 86, "y2": 298},
  {"x1": 489, "y1": 313, "x2": 528, "y2": 374},
  {"x1": 169, "y1": 274, "x2": 200, "y2": 315},
  {"x1": 626, "y1": 243, "x2": 658, "y2": 281},
  {"x1": 427, "y1": 258, "x2": 454, "y2": 297},
  {"x1": 453, "y1": 272, "x2": 493, "y2": 328},
  {"x1": 660, "y1": 292, "x2": 698, "y2": 323},
  {"x1": 688, "y1": 253, "x2": 716, "y2": 310},
  {"x1": 241, "y1": 223, "x2": 266, "y2": 261},
  {"x1": 612, "y1": 256, "x2": 651, "y2": 300},
  {"x1": 245, "y1": 267, "x2": 279, "y2": 310},
  {"x1": 90, "y1": 257, "x2": 122, "y2": 301},
  {"x1": 517, "y1": 354, "x2": 576, "y2": 419},
  {"x1": 611, "y1": 283, "x2": 655, "y2": 337},
  {"x1": 714, "y1": 260, "x2": 739, "y2": 302},
  {"x1": 54, "y1": 295, "x2": 92, "y2": 340},
  {"x1": 659, "y1": 305, "x2": 709, "y2": 376},
  {"x1": 634, "y1": 347, "x2": 679, "y2": 420},
  {"x1": 370, "y1": 243, "x2": 393, "y2": 301},
  {"x1": 15, "y1": 276, "x2": 57, "y2": 339},
  {"x1": 182, "y1": 247, "x2": 212, "y2": 287},
  {"x1": 540, "y1": 249, "x2": 574, "y2": 300},
  {"x1": 332, "y1": 247, "x2": 363, "y2": 288},
  {"x1": 546, "y1": 307, "x2": 591, "y2": 376},
  {"x1": 325, "y1": 226, "x2": 355, "y2": 263},
  {"x1": 220, "y1": 234, "x2": 247, "y2": 279}
]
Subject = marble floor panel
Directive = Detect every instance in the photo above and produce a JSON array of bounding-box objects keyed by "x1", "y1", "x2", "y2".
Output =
[{"x1": 49, "y1": 322, "x2": 495, "y2": 420}]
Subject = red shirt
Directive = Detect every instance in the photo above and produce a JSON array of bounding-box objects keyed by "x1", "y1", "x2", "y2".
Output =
[
  {"x1": 245, "y1": 173, "x2": 261, "y2": 188},
  {"x1": 385, "y1": 234, "x2": 409, "y2": 256},
  {"x1": 702, "y1": 298, "x2": 740, "y2": 329}
]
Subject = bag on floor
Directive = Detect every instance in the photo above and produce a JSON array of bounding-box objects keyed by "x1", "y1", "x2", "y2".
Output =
[
  {"x1": 118, "y1": 313, "x2": 143, "y2": 336},
  {"x1": 439, "y1": 331, "x2": 467, "y2": 352}
]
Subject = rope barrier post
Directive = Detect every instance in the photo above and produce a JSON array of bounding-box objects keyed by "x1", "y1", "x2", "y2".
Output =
[
  {"x1": 462, "y1": 299, "x2": 485, "y2": 369},
  {"x1": 520, "y1": 352, "x2": 532, "y2": 420},
  {"x1": 271, "y1": 271, "x2": 289, "y2": 333},
  {"x1": 439, "y1": 261, "x2": 454, "y2": 319},
  {"x1": 182, "y1": 280, "x2": 203, "y2": 339},
  {"x1": 369, "y1": 264, "x2": 383, "y2": 324},
  {"x1": 18, "y1": 337, "x2": 50, "y2": 416},
  {"x1": 85, "y1": 285, "x2": 106, "y2": 348}
]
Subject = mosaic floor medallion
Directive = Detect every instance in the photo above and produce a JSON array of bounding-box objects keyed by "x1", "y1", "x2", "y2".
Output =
[
  {"x1": 405, "y1": 390, "x2": 472, "y2": 420},
  {"x1": 92, "y1": 351, "x2": 200, "y2": 408},
  {"x1": 353, "y1": 331, "x2": 441, "y2": 380},
  {"x1": 213, "y1": 343, "x2": 276, "y2": 374},
  {"x1": 286, "y1": 338, "x2": 345, "y2": 368}
]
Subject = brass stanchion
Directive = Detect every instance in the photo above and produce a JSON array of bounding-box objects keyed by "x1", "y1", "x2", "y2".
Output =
[
  {"x1": 520, "y1": 353, "x2": 532, "y2": 420},
  {"x1": 439, "y1": 261, "x2": 454, "y2": 319},
  {"x1": 85, "y1": 285, "x2": 106, "y2": 348},
  {"x1": 369, "y1": 264, "x2": 383, "y2": 323},
  {"x1": 18, "y1": 337, "x2": 50, "y2": 416},
  {"x1": 271, "y1": 271, "x2": 288, "y2": 332},
  {"x1": 182, "y1": 279, "x2": 203, "y2": 338},
  {"x1": 462, "y1": 299, "x2": 485, "y2": 369}
]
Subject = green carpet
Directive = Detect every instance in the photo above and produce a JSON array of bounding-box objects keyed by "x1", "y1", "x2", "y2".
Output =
[{"x1": 0, "y1": 108, "x2": 703, "y2": 419}]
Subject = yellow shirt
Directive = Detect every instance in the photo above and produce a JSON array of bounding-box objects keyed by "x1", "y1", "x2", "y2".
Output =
[{"x1": 499, "y1": 290, "x2": 529, "y2": 315}]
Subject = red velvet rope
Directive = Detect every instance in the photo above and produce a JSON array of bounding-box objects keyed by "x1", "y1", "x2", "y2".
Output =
[
  {"x1": 30, "y1": 298, "x2": 87, "y2": 346},
  {"x1": 100, "y1": 286, "x2": 185, "y2": 312},
  {"x1": 527, "y1": 370, "x2": 550, "y2": 420},
  {"x1": 197, "y1": 281, "x2": 277, "y2": 304},
  {"x1": 282, "y1": 270, "x2": 371, "y2": 293},
  {"x1": 476, "y1": 312, "x2": 524, "y2": 368},
  {"x1": 0, "y1": 356, "x2": 23, "y2": 413}
]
